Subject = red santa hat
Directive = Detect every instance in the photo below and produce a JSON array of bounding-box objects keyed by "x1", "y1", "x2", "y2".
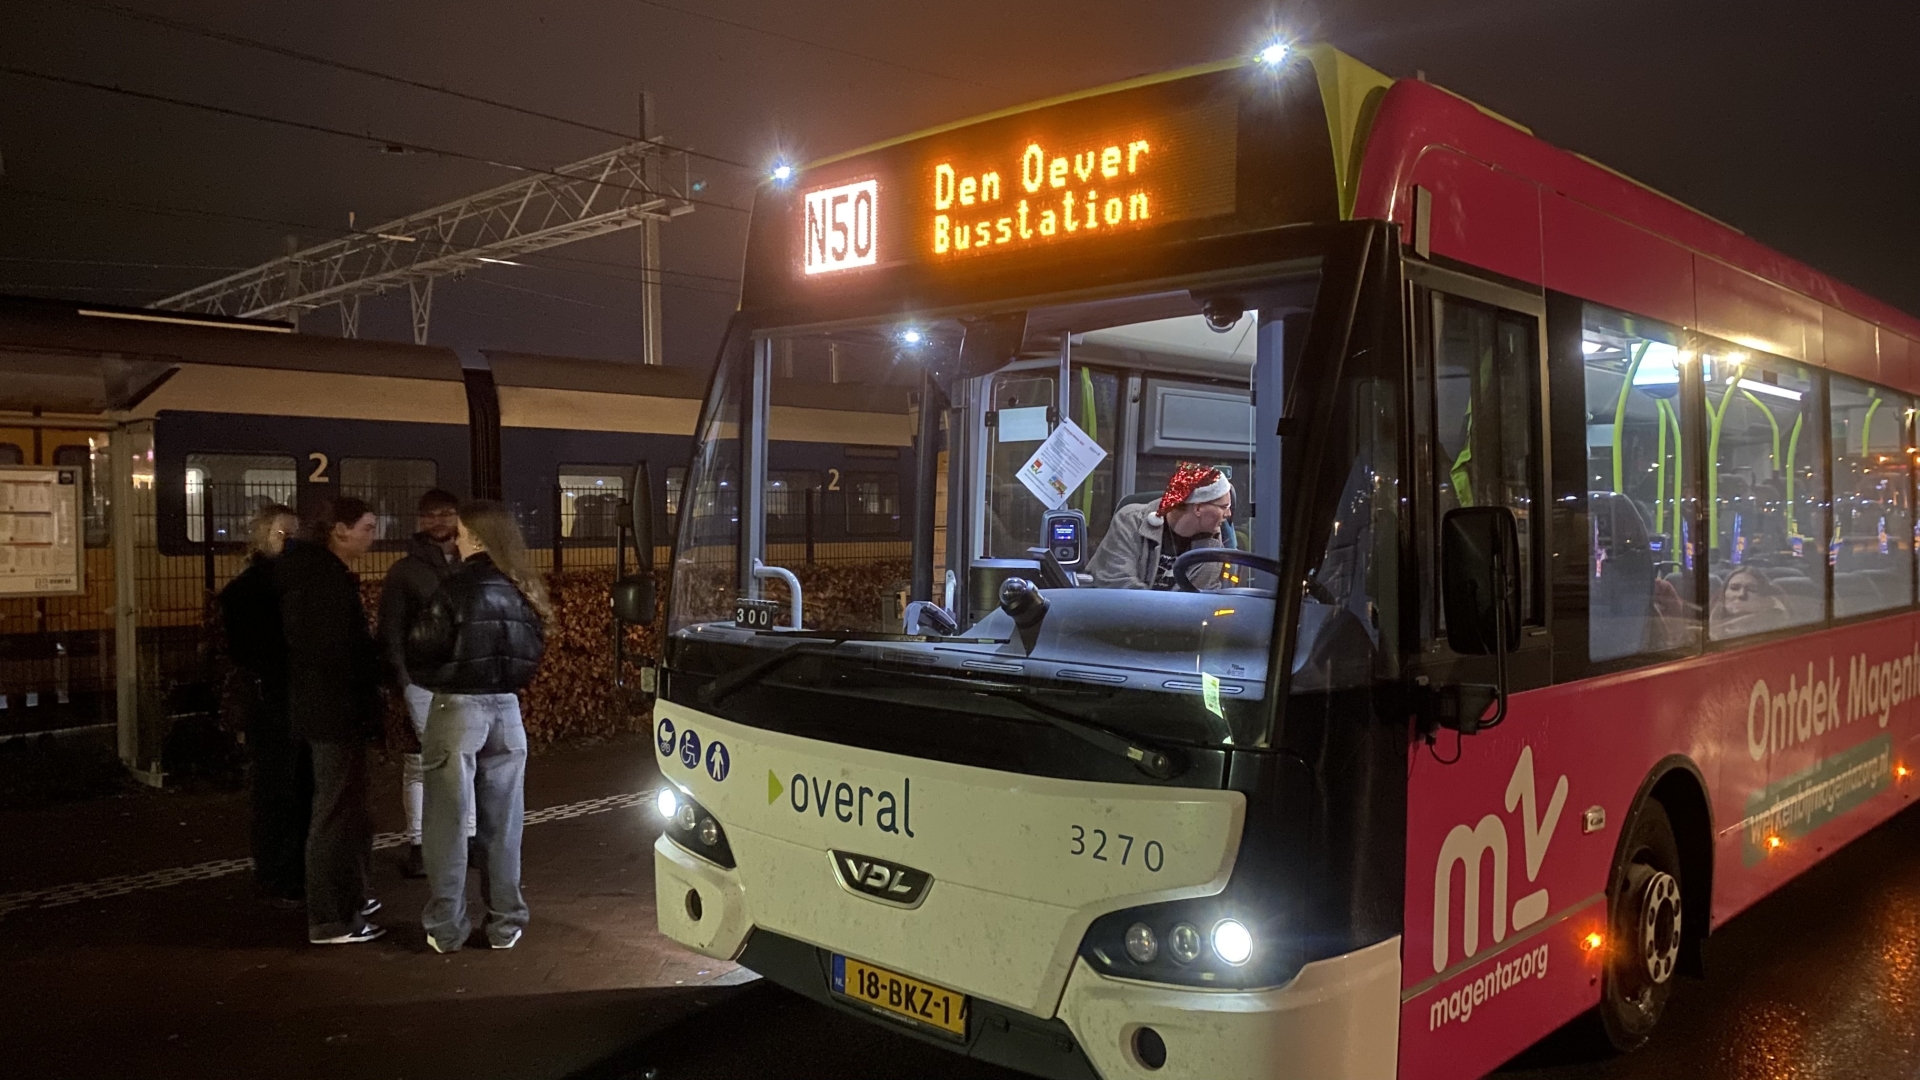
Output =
[{"x1": 1158, "y1": 463, "x2": 1232, "y2": 515}]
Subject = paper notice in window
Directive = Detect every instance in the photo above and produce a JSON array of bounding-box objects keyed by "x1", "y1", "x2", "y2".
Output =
[{"x1": 1014, "y1": 416, "x2": 1107, "y2": 511}]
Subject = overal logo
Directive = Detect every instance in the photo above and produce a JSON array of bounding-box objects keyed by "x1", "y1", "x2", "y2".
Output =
[
  {"x1": 1431, "y1": 745, "x2": 1569, "y2": 973},
  {"x1": 830, "y1": 850, "x2": 931, "y2": 908}
]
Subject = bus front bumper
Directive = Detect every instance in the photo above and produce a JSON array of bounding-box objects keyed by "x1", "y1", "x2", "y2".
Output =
[{"x1": 655, "y1": 837, "x2": 1401, "y2": 1080}]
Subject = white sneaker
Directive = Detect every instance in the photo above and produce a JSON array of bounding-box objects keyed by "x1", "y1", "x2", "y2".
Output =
[
  {"x1": 360, "y1": 897, "x2": 382, "y2": 917},
  {"x1": 427, "y1": 934, "x2": 455, "y2": 954},
  {"x1": 492, "y1": 927, "x2": 523, "y2": 950},
  {"x1": 310, "y1": 923, "x2": 386, "y2": 945}
]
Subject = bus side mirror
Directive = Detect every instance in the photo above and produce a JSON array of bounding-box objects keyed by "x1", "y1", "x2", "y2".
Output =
[
  {"x1": 1441, "y1": 506, "x2": 1520, "y2": 656},
  {"x1": 613, "y1": 576, "x2": 656, "y2": 625}
]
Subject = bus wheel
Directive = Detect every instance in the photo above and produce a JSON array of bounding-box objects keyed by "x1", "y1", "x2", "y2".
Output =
[{"x1": 1599, "y1": 799, "x2": 1683, "y2": 1051}]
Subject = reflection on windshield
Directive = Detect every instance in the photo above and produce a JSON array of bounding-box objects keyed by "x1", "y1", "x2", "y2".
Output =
[{"x1": 668, "y1": 275, "x2": 1349, "y2": 750}]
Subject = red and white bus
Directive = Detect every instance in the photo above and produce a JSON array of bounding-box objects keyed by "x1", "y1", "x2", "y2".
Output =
[{"x1": 642, "y1": 41, "x2": 1920, "y2": 1079}]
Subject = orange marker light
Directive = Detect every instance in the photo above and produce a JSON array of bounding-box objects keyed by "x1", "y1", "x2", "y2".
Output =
[
  {"x1": 1581, "y1": 932, "x2": 1605, "y2": 952},
  {"x1": 1897, "y1": 764, "x2": 1911, "y2": 780},
  {"x1": 1766, "y1": 834, "x2": 1785, "y2": 852}
]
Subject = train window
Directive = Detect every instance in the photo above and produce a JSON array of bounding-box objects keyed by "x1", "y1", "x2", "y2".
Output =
[
  {"x1": 341, "y1": 458, "x2": 439, "y2": 542},
  {"x1": 844, "y1": 471, "x2": 901, "y2": 536},
  {"x1": 665, "y1": 468, "x2": 687, "y2": 518},
  {"x1": 185, "y1": 453, "x2": 298, "y2": 544},
  {"x1": 767, "y1": 470, "x2": 823, "y2": 539},
  {"x1": 558, "y1": 468, "x2": 625, "y2": 540},
  {"x1": 1828, "y1": 374, "x2": 1913, "y2": 619},
  {"x1": 52, "y1": 442, "x2": 111, "y2": 548},
  {"x1": 0, "y1": 443, "x2": 21, "y2": 465}
]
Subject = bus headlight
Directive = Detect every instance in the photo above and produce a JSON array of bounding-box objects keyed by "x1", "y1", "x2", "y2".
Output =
[
  {"x1": 657, "y1": 787, "x2": 735, "y2": 869},
  {"x1": 1212, "y1": 920, "x2": 1253, "y2": 966},
  {"x1": 1079, "y1": 901, "x2": 1288, "y2": 989}
]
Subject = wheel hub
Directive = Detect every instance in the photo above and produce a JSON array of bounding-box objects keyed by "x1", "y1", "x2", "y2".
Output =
[{"x1": 1637, "y1": 869, "x2": 1681, "y2": 985}]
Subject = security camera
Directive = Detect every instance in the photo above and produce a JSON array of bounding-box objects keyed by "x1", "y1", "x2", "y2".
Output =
[{"x1": 1202, "y1": 299, "x2": 1245, "y2": 333}]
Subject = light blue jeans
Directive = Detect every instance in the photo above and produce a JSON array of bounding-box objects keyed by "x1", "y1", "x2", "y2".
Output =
[
  {"x1": 403, "y1": 683, "x2": 474, "y2": 844},
  {"x1": 420, "y1": 692, "x2": 528, "y2": 949}
]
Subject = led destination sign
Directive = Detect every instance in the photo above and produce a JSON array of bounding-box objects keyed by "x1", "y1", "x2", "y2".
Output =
[
  {"x1": 796, "y1": 95, "x2": 1239, "y2": 277},
  {"x1": 928, "y1": 99, "x2": 1237, "y2": 260}
]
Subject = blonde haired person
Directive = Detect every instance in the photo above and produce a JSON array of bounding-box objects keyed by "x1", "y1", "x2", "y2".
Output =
[
  {"x1": 406, "y1": 500, "x2": 548, "y2": 952},
  {"x1": 218, "y1": 502, "x2": 306, "y2": 906}
]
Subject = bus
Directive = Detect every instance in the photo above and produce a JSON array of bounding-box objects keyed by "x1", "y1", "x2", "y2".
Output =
[{"x1": 643, "y1": 42, "x2": 1920, "y2": 1080}]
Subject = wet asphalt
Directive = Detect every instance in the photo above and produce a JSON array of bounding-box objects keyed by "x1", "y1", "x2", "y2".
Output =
[{"x1": 3, "y1": 736, "x2": 1916, "y2": 1080}]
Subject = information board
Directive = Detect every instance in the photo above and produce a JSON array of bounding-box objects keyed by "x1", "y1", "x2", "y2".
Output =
[{"x1": 0, "y1": 465, "x2": 84, "y2": 597}]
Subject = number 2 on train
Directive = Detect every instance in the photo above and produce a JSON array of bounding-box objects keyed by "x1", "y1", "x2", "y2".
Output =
[{"x1": 307, "y1": 452, "x2": 331, "y2": 483}]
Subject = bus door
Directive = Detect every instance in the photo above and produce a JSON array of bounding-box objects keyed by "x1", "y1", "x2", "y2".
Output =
[{"x1": 1407, "y1": 265, "x2": 1553, "y2": 701}]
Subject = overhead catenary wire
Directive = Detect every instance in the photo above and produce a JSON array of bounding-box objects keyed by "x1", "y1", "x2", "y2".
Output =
[
  {"x1": 0, "y1": 65, "x2": 754, "y2": 218},
  {"x1": 57, "y1": 0, "x2": 758, "y2": 173}
]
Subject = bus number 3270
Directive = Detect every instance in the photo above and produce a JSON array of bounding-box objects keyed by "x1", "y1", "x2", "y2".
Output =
[{"x1": 1069, "y1": 825, "x2": 1165, "y2": 871}]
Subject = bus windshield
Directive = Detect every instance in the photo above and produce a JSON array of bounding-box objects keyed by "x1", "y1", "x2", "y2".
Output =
[{"x1": 664, "y1": 261, "x2": 1398, "y2": 768}]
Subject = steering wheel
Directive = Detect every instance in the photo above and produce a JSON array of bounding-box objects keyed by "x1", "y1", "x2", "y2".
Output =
[{"x1": 1171, "y1": 548, "x2": 1283, "y2": 593}]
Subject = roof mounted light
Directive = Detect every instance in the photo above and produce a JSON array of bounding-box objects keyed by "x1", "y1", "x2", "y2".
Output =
[
  {"x1": 899, "y1": 328, "x2": 924, "y2": 346},
  {"x1": 770, "y1": 163, "x2": 794, "y2": 184},
  {"x1": 1258, "y1": 41, "x2": 1291, "y2": 66}
]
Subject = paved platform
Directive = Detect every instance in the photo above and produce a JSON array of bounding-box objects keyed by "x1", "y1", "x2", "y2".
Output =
[{"x1": 0, "y1": 733, "x2": 751, "y2": 1080}]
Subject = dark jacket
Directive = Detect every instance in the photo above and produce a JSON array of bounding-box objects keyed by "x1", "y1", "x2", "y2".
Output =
[
  {"x1": 220, "y1": 554, "x2": 287, "y2": 695},
  {"x1": 405, "y1": 554, "x2": 546, "y2": 695},
  {"x1": 377, "y1": 532, "x2": 458, "y2": 686},
  {"x1": 274, "y1": 538, "x2": 383, "y2": 742}
]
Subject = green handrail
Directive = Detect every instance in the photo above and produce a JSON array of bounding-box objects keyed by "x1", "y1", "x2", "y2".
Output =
[
  {"x1": 1663, "y1": 398, "x2": 1684, "y2": 546},
  {"x1": 1611, "y1": 341, "x2": 1651, "y2": 494},
  {"x1": 1785, "y1": 413, "x2": 1805, "y2": 538},
  {"x1": 1654, "y1": 397, "x2": 1668, "y2": 533},
  {"x1": 1077, "y1": 366, "x2": 1097, "y2": 516},
  {"x1": 1707, "y1": 371, "x2": 1744, "y2": 541}
]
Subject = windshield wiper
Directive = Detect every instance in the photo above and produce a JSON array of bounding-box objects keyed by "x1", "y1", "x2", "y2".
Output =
[
  {"x1": 701, "y1": 638, "x2": 855, "y2": 705},
  {"x1": 963, "y1": 686, "x2": 1184, "y2": 781}
]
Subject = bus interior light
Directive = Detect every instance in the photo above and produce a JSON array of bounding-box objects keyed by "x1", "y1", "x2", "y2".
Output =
[
  {"x1": 899, "y1": 328, "x2": 924, "y2": 346},
  {"x1": 1211, "y1": 920, "x2": 1253, "y2": 966}
]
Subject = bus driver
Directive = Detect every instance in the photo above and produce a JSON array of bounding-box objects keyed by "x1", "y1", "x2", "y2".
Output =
[{"x1": 1086, "y1": 462, "x2": 1232, "y2": 590}]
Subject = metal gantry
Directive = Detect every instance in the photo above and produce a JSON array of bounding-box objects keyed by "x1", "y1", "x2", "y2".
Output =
[{"x1": 154, "y1": 139, "x2": 695, "y2": 349}]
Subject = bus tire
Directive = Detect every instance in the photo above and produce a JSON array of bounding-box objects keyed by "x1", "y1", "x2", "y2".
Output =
[{"x1": 1598, "y1": 798, "x2": 1683, "y2": 1051}]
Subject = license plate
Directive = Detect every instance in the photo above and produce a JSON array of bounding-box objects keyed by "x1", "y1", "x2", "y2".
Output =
[
  {"x1": 733, "y1": 598, "x2": 781, "y2": 630},
  {"x1": 830, "y1": 954, "x2": 967, "y2": 1038}
]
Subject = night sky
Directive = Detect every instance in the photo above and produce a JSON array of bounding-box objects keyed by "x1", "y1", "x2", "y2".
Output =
[{"x1": 2, "y1": 0, "x2": 1915, "y2": 368}]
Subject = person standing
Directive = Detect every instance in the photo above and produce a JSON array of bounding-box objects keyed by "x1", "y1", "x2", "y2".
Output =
[
  {"x1": 407, "y1": 501, "x2": 547, "y2": 953},
  {"x1": 378, "y1": 489, "x2": 461, "y2": 879},
  {"x1": 218, "y1": 503, "x2": 307, "y2": 907},
  {"x1": 277, "y1": 497, "x2": 386, "y2": 945}
]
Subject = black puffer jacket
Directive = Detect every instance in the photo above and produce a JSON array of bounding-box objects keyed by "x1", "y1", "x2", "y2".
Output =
[
  {"x1": 377, "y1": 532, "x2": 458, "y2": 686},
  {"x1": 405, "y1": 554, "x2": 546, "y2": 694}
]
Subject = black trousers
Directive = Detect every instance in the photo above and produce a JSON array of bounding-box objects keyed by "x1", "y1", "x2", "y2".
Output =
[
  {"x1": 305, "y1": 739, "x2": 373, "y2": 938},
  {"x1": 247, "y1": 704, "x2": 312, "y2": 900}
]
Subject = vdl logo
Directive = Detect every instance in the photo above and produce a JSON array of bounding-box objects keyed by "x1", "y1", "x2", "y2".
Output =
[
  {"x1": 656, "y1": 718, "x2": 731, "y2": 783},
  {"x1": 1432, "y1": 746, "x2": 1569, "y2": 974}
]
